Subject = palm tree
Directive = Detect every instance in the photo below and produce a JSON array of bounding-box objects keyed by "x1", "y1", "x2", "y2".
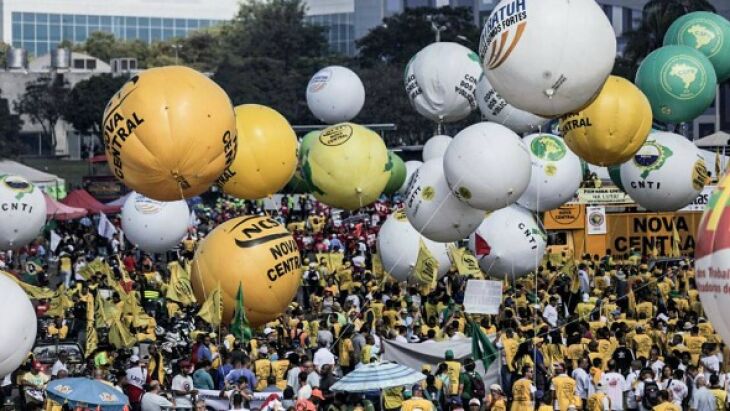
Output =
[{"x1": 613, "y1": 0, "x2": 716, "y2": 80}]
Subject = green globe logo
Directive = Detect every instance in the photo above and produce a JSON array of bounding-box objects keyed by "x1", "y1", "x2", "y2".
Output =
[
  {"x1": 633, "y1": 140, "x2": 674, "y2": 179},
  {"x1": 530, "y1": 135, "x2": 566, "y2": 161},
  {"x1": 660, "y1": 55, "x2": 709, "y2": 100}
]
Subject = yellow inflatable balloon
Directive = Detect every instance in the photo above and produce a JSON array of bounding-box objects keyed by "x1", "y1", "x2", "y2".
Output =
[
  {"x1": 560, "y1": 76, "x2": 652, "y2": 166},
  {"x1": 103, "y1": 66, "x2": 237, "y2": 201},
  {"x1": 217, "y1": 104, "x2": 297, "y2": 199},
  {"x1": 301, "y1": 123, "x2": 389, "y2": 210},
  {"x1": 191, "y1": 215, "x2": 302, "y2": 326}
]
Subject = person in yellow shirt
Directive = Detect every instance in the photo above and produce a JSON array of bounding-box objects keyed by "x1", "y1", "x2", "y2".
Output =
[
  {"x1": 382, "y1": 386, "x2": 403, "y2": 411},
  {"x1": 685, "y1": 326, "x2": 706, "y2": 365},
  {"x1": 400, "y1": 385, "x2": 433, "y2": 411},
  {"x1": 511, "y1": 365, "x2": 535, "y2": 411},
  {"x1": 652, "y1": 390, "x2": 681, "y2": 411},
  {"x1": 47, "y1": 317, "x2": 68, "y2": 340},
  {"x1": 709, "y1": 373, "x2": 728, "y2": 411},
  {"x1": 339, "y1": 331, "x2": 355, "y2": 374},
  {"x1": 487, "y1": 384, "x2": 507, "y2": 411},
  {"x1": 587, "y1": 382, "x2": 611, "y2": 411},
  {"x1": 500, "y1": 329, "x2": 520, "y2": 373},
  {"x1": 632, "y1": 326, "x2": 653, "y2": 360},
  {"x1": 551, "y1": 363, "x2": 578, "y2": 411},
  {"x1": 443, "y1": 350, "x2": 461, "y2": 397}
]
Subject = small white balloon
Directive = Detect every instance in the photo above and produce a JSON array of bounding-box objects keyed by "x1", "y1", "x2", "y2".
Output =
[
  {"x1": 377, "y1": 210, "x2": 452, "y2": 282},
  {"x1": 468, "y1": 205, "x2": 546, "y2": 279},
  {"x1": 478, "y1": 0, "x2": 616, "y2": 116},
  {"x1": 0, "y1": 175, "x2": 46, "y2": 250},
  {"x1": 121, "y1": 192, "x2": 190, "y2": 253},
  {"x1": 405, "y1": 42, "x2": 483, "y2": 122},
  {"x1": 397, "y1": 160, "x2": 424, "y2": 195},
  {"x1": 476, "y1": 74, "x2": 549, "y2": 134},
  {"x1": 404, "y1": 159, "x2": 484, "y2": 243},
  {"x1": 517, "y1": 134, "x2": 583, "y2": 212},
  {"x1": 0, "y1": 274, "x2": 37, "y2": 377},
  {"x1": 422, "y1": 135, "x2": 453, "y2": 162},
  {"x1": 443, "y1": 122, "x2": 531, "y2": 211},
  {"x1": 306, "y1": 66, "x2": 365, "y2": 124},
  {"x1": 614, "y1": 132, "x2": 707, "y2": 211}
]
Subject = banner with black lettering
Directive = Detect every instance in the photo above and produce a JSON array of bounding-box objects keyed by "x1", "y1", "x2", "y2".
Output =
[{"x1": 586, "y1": 206, "x2": 607, "y2": 235}]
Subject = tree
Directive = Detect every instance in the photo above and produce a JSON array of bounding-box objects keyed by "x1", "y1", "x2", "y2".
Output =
[
  {"x1": 63, "y1": 74, "x2": 128, "y2": 137},
  {"x1": 356, "y1": 6, "x2": 480, "y2": 67},
  {"x1": 15, "y1": 74, "x2": 70, "y2": 153},
  {"x1": 0, "y1": 89, "x2": 24, "y2": 157},
  {"x1": 614, "y1": 0, "x2": 716, "y2": 79}
]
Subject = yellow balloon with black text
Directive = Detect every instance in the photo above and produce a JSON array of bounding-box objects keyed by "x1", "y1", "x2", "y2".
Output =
[
  {"x1": 103, "y1": 65, "x2": 237, "y2": 201},
  {"x1": 561, "y1": 76, "x2": 653, "y2": 167},
  {"x1": 301, "y1": 123, "x2": 389, "y2": 210},
  {"x1": 217, "y1": 104, "x2": 297, "y2": 199},
  {"x1": 190, "y1": 216, "x2": 302, "y2": 326}
]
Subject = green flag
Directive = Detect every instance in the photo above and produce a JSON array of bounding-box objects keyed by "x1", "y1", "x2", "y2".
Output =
[
  {"x1": 230, "y1": 282, "x2": 252, "y2": 343},
  {"x1": 466, "y1": 320, "x2": 499, "y2": 371}
]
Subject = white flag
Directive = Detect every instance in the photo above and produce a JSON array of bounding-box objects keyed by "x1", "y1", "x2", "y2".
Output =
[
  {"x1": 50, "y1": 230, "x2": 61, "y2": 253},
  {"x1": 97, "y1": 212, "x2": 117, "y2": 241},
  {"x1": 188, "y1": 209, "x2": 200, "y2": 229}
]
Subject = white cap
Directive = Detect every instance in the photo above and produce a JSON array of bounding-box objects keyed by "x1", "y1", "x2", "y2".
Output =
[
  {"x1": 263, "y1": 327, "x2": 274, "y2": 335},
  {"x1": 130, "y1": 355, "x2": 140, "y2": 363}
]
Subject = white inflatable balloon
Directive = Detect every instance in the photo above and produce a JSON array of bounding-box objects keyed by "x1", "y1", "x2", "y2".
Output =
[
  {"x1": 0, "y1": 274, "x2": 37, "y2": 377},
  {"x1": 405, "y1": 42, "x2": 483, "y2": 122},
  {"x1": 476, "y1": 74, "x2": 549, "y2": 134},
  {"x1": 405, "y1": 159, "x2": 484, "y2": 243},
  {"x1": 614, "y1": 132, "x2": 707, "y2": 211},
  {"x1": 397, "y1": 160, "x2": 423, "y2": 195},
  {"x1": 478, "y1": 0, "x2": 616, "y2": 117},
  {"x1": 517, "y1": 134, "x2": 583, "y2": 212},
  {"x1": 468, "y1": 205, "x2": 546, "y2": 279},
  {"x1": 422, "y1": 135, "x2": 452, "y2": 162},
  {"x1": 378, "y1": 210, "x2": 452, "y2": 282},
  {"x1": 306, "y1": 66, "x2": 365, "y2": 124},
  {"x1": 443, "y1": 122, "x2": 531, "y2": 211},
  {"x1": 121, "y1": 192, "x2": 190, "y2": 253},
  {"x1": 0, "y1": 175, "x2": 46, "y2": 250}
]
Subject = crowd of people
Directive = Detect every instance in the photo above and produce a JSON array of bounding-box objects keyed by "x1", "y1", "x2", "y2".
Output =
[{"x1": 0, "y1": 192, "x2": 726, "y2": 411}]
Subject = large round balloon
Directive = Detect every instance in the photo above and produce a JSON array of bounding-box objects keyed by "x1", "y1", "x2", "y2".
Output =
[
  {"x1": 468, "y1": 205, "x2": 546, "y2": 279},
  {"x1": 121, "y1": 192, "x2": 189, "y2": 253},
  {"x1": 216, "y1": 105, "x2": 297, "y2": 200},
  {"x1": 102, "y1": 66, "x2": 236, "y2": 201},
  {"x1": 404, "y1": 159, "x2": 484, "y2": 243},
  {"x1": 635, "y1": 45, "x2": 717, "y2": 124},
  {"x1": 0, "y1": 275, "x2": 37, "y2": 377},
  {"x1": 478, "y1": 0, "x2": 616, "y2": 117},
  {"x1": 0, "y1": 175, "x2": 46, "y2": 250},
  {"x1": 614, "y1": 132, "x2": 707, "y2": 211},
  {"x1": 298, "y1": 131, "x2": 321, "y2": 162},
  {"x1": 476, "y1": 74, "x2": 549, "y2": 134},
  {"x1": 561, "y1": 76, "x2": 653, "y2": 166},
  {"x1": 695, "y1": 173, "x2": 730, "y2": 346},
  {"x1": 383, "y1": 152, "x2": 407, "y2": 196},
  {"x1": 306, "y1": 66, "x2": 365, "y2": 124},
  {"x1": 301, "y1": 123, "x2": 389, "y2": 210},
  {"x1": 517, "y1": 134, "x2": 583, "y2": 212},
  {"x1": 405, "y1": 42, "x2": 482, "y2": 122},
  {"x1": 443, "y1": 122, "x2": 531, "y2": 211},
  {"x1": 378, "y1": 210, "x2": 451, "y2": 281},
  {"x1": 664, "y1": 11, "x2": 730, "y2": 82},
  {"x1": 397, "y1": 161, "x2": 423, "y2": 195},
  {"x1": 191, "y1": 215, "x2": 302, "y2": 326},
  {"x1": 422, "y1": 135, "x2": 453, "y2": 162}
]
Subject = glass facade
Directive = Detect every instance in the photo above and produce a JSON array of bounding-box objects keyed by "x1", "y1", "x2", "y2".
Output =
[
  {"x1": 305, "y1": 12, "x2": 355, "y2": 56},
  {"x1": 11, "y1": 11, "x2": 220, "y2": 55}
]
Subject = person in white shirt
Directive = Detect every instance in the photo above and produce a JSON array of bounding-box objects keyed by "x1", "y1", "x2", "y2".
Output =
[
  {"x1": 700, "y1": 346, "x2": 721, "y2": 380},
  {"x1": 141, "y1": 381, "x2": 173, "y2": 411},
  {"x1": 312, "y1": 342, "x2": 335, "y2": 371},
  {"x1": 600, "y1": 360, "x2": 627, "y2": 411},
  {"x1": 51, "y1": 351, "x2": 68, "y2": 378},
  {"x1": 625, "y1": 360, "x2": 643, "y2": 410},
  {"x1": 573, "y1": 358, "x2": 594, "y2": 403},
  {"x1": 171, "y1": 360, "x2": 197, "y2": 409},
  {"x1": 649, "y1": 348, "x2": 665, "y2": 380},
  {"x1": 125, "y1": 355, "x2": 147, "y2": 390},
  {"x1": 542, "y1": 296, "x2": 559, "y2": 328},
  {"x1": 665, "y1": 369, "x2": 688, "y2": 408}
]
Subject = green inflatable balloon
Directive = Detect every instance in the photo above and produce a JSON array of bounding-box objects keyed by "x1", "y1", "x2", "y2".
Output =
[
  {"x1": 607, "y1": 165, "x2": 625, "y2": 192},
  {"x1": 284, "y1": 171, "x2": 310, "y2": 194},
  {"x1": 284, "y1": 131, "x2": 321, "y2": 194},
  {"x1": 635, "y1": 45, "x2": 717, "y2": 124},
  {"x1": 664, "y1": 11, "x2": 730, "y2": 82},
  {"x1": 383, "y1": 152, "x2": 406, "y2": 195},
  {"x1": 298, "y1": 131, "x2": 320, "y2": 162}
]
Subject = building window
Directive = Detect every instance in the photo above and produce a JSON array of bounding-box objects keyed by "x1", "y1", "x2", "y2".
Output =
[
  {"x1": 73, "y1": 59, "x2": 85, "y2": 69},
  {"x1": 699, "y1": 123, "x2": 716, "y2": 137}
]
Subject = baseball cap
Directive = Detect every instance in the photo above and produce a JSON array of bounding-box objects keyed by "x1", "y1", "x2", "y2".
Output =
[
  {"x1": 490, "y1": 384, "x2": 503, "y2": 393},
  {"x1": 130, "y1": 355, "x2": 140, "y2": 363},
  {"x1": 445, "y1": 349, "x2": 454, "y2": 360},
  {"x1": 263, "y1": 327, "x2": 274, "y2": 335},
  {"x1": 469, "y1": 398, "x2": 481, "y2": 406}
]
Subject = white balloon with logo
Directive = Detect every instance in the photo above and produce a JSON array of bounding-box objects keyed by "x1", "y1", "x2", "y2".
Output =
[
  {"x1": 517, "y1": 133, "x2": 583, "y2": 212},
  {"x1": 476, "y1": 74, "x2": 549, "y2": 134},
  {"x1": 378, "y1": 211, "x2": 452, "y2": 282},
  {"x1": 613, "y1": 132, "x2": 707, "y2": 211},
  {"x1": 0, "y1": 274, "x2": 37, "y2": 377},
  {"x1": 122, "y1": 192, "x2": 190, "y2": 253},
  {"x1": 306, "y1": 66, "x2": 365, "y2": 124},
  {"x1": 478, "y1": 0, "x2": 616, "y2": 116},
  {"x1": 443, "y1": 122, "x2": 531, "y2": 211},
  {"x1": 405, "y1": 42, "x2": 483, "y2": 122},
  {"x1": 404, "y1": 159, "x2": 484, "y2": 243},
  {"x1": 397, "y1": 160, "x2": 424, "y2": 195},
  {"x1": 0, "y1": 175, "x2": 46, "y2": 250},
  {"x1": 422, "y1": 135, "x2": 453, "y2": 161},
  {"x1": 468, "y1": 205, "x2": 546, "y2": 279}
]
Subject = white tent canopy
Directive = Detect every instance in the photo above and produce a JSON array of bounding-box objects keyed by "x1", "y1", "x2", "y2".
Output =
[
  {"x1": 694, "y1": 131, "x2": 730, "y2": 148},
  {"x1": 0, "y1": 159, "x2": 66, "y2": 192}
]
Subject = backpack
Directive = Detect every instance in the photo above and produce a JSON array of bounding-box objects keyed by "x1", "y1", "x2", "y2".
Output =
[
  {"x1": 470, "y1": 372, "x2": 486, "y2": 400},
  {"x1": 642, "y1": 380, "x2": 660, "y2": 409}
]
